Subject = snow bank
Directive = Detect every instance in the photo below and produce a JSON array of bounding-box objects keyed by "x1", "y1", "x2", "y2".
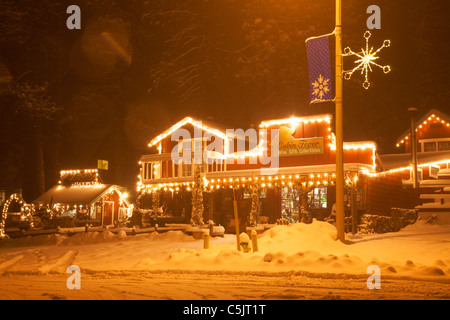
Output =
[
  {"x1": 0, "y1": 234, "x2": 66, "y2": 248},
  {"x1": 151, "y1": 220, "x2": 450, "y2": 280},
  {"x1": 1, "y1": 220, "x2": 449, "y2": 281},
  {"x1": 60, "y1": 230, "x2": 118, "y2": 246},
  {"x1": 258, "y1": 220, "x2": 341, "y2": 254},
  {"x1": 0, "y1": 229, "x2": 193, "y2": 248},
  {"x1": 139, "y1": 230, "x2": 195, "y2": 242},
  {"x1": 158, "y1": 221, "x2": 350, "y2": 272}
]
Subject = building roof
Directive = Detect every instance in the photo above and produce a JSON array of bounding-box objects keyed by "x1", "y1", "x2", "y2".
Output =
[
  {"x1": 33, "y1": 184, "x2": 127, "y2": 206},
  {"x1": 379, "y1": 150, "x2": 450, "y2": 171},
  {"x1": 259, "y1": 114, "x2": 333, "y2": 128},
  {"x1": 148, "y1": 116, "x2": 233, "y2": 147},
  {"x1": 395, "y1": 108, "x2": 450, "y2": 145}
]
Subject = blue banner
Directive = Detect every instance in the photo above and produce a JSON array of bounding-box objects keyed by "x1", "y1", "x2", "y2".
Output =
[{"x1": 306, "y1": 35, "x2": 333, "y2": 104}]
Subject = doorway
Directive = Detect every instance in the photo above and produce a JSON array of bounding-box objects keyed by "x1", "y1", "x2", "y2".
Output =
[{"x1": 103, "y1": 201, "x2": 114, "y2": 226}]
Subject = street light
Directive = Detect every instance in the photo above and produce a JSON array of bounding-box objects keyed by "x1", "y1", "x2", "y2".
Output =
[
  {"x1": 335, "y1": 0, "x2": 345, "y2": 242},
  {"x1": 408, "y1": 107, "x2": 418, "y2": 188}
]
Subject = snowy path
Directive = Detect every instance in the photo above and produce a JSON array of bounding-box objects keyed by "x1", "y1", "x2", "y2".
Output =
[
  {"x1": 1, "y1": 270, "x2": 449, "y2": 300},
  {"x1": 0, "y1": 220, "x2": 449, "y2": 300}
]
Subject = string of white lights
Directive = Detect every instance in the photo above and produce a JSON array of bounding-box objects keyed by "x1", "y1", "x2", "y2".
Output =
[{"x1": 343, "y1": 31, "x2": 391, "y2": 89}]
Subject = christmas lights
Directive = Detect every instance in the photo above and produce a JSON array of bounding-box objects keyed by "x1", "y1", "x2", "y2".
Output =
[
  {"x1": 361, "y1": 159, "x2": 450, "y2": 177},
  {"x1": 396, "y1": 113, "x2": 450, "y2": 148},
  {"x1": 0, "y1": 193, "x2": 34, "y2": 238},
  {"x1": 137, "y1": 172, "x2": 339, "y2": 193},
  {"x1": 148, "y1": 117, "x2": 228, "y2": 147},
  {"x1": 139, "y1": 114, "x2": 378, "y2": 193},
  {"x1": 330, "y1": 139, "x2": 377, "y2": 169},
  {"x1": 343, "y1": 31, "x2": 391, "y2": 89},
  {"x1": 259, "y1": 114, "x2": 332, "y2": 128}
]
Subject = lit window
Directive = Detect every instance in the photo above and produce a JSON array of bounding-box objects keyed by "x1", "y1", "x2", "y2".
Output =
[
  {"x1": 308, "y1": 187, "x2": 327, "y2": 209},
  {"x1": 152, "y1": 162, "x2": 162, "y2": 179}
]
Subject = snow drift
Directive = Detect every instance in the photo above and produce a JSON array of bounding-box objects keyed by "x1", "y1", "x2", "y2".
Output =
[
  {"x1": 0, "y1": 220, "x2": 449, "y2": 281},
  {"x1": 152, "y1": 220, "x2": 450, "y2": 280}
]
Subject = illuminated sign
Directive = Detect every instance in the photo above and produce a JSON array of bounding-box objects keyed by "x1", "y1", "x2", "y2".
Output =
[{"x1": 279, "y1": 127, "x2": 324, "y2": 156}]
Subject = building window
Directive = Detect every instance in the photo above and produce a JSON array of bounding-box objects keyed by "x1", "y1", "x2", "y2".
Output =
[
  {"x1": 424, "y1": 142, "x2": 437, "y2": 152},
  {"x1": 421, "y1": 138, "x2": 450, "y2": 152},
  {"x1": 179, "y1": 140, "x2": 192, "y2": 154},
  {"x1": 308, "y1": 187, "x2": 327, "y2": 209},
  {"x1": 144, "y1": 162, "x2": 152, "y2": 180},
  {"x1": 430, "y1": 123, "x2": 443, "y2": 129},
  {"x1": 143, "y1": 161, "x2": 162, "y2": 180},
  {"x1": 281, "y1": 186, "x2": 299, "y2": 223},
  {"x1": 143, "y1": 163, "x2": 148, "y2": 180},
  {"x1": 194, "y1": 140, "x2": 206, "y2": 154},
  {"x1": 152, "y1": 162, "x2": 161, "y2": 179},
  {"x1": 182, "y1": 163, "x2": 192, "y2": 177},
  {"x1": 209, "y1": 161, "x2": 224, "y2": 173},
  {"x1": 118, "y1": 208, "x2": 128, "y2": 220},
  {"x1": 178, "y1": 139, "x2": 206, "y2": 156},
  {"x1": 438, "y1": 140, "x2": 450, "y2": 151}
]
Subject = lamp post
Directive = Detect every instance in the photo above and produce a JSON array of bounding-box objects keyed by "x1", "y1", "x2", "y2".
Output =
[
  {"x1": 335, "y1": 0, "x2": 345, "y2": 242},
  {"x1": 408, "y1": 107, "x2": 418, "y2": 188}
]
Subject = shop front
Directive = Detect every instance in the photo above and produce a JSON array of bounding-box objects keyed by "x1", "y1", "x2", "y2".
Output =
[{"x1": 136, "y1": 114, "x2": 377, "y2": 232}]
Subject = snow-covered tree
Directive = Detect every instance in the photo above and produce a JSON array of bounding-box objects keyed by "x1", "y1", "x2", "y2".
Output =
[
  {"x1": 295, "y1": 180, "x2": 313, "y2": 223},
  {"x1": 190, "y1": 164, "x2": 204, "y2": 226},
  {"x1": 248, "y1": 181, "x2": 259, "y2": 227},
  {"x1": 152, "y1": 191, "x2": 160, "y2": 213}
]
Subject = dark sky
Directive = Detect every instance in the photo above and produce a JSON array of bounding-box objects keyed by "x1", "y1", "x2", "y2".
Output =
[{"x1": 0, "y1": 0, "x2": 449, "y2": 201}]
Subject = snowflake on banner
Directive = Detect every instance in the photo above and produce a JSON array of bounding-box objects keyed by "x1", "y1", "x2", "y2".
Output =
[
  {"x1": 343, "y1": 31, "x2": 391, "y2": 89},
  {"x1": 311, "y1": 74, "x2": 331, "y2": 100}
]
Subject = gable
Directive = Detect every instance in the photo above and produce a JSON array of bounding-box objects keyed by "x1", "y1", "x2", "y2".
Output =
[
  {"x1": 147, "y1": 116, "x2": 254, "y2": 156},
  {"x1": 148, "y1": 117, "x2": 229, "y2": 148},
  {"x1": 396, "y1": 109, "x2": 450, "y2": 148}
]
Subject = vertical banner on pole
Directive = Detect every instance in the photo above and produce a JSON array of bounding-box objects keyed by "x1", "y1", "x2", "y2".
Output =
[{"x1": 306, "y1": 35, "x2": 333, "y2": 104}]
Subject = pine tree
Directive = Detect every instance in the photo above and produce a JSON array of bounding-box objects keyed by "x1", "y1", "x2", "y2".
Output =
[{"x1": 190, "y1": 164, "x2": 204, "y2": 227}]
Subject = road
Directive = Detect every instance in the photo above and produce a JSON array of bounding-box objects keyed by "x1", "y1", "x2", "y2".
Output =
[{"x1": 1, "y1": 269, "x2": 449, "y2": 300}]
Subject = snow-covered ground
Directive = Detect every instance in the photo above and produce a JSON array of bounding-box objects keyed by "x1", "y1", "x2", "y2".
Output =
[{"x1": 0, "y1": 220, "x2": 449, "y2": 300}]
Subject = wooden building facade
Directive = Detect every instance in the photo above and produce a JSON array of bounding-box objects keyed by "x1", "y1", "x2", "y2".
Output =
[
  {"x1": 33, "y1": 169, "x2": 131, "y2": 227},
  {"x1": 137, "y1": 114, "x2": 378, "y2": 231}
]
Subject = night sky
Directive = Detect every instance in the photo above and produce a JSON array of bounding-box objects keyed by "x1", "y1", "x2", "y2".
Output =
[{"x1": 1, "y1": 0, "x2": 449, "y2": 201}]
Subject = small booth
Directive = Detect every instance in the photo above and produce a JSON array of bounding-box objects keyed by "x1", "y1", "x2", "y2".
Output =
[{"x1": 33, "y1": 169, "x2": 131, "y2": 227}]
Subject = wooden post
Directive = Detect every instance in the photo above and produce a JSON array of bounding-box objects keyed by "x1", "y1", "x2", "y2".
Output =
[
  {"x1": 251, "y1": 229, "x2": 258, "y2": 252},
  {"x1": 409, "y1": 107, "x2": 418, "y2": 188},
  {"x1": 233, "y1": 188, "x2": 240, "y2": 251},
  {"x1": 208, "y1": 192, "x2": 214, "y2": 222},
  {"x1": 203, "y1": 230, "x2": 210, "y2": 249},
  {"x1": 209, "y1": 220, "x2": 214, "y2": 236},
  {"x1": 351, "y1": 178, "x2": 357, "y2": 235}
]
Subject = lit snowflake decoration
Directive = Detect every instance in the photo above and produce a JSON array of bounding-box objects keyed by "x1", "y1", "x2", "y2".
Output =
[
  {"x1": 311, "y1": 74, "x2": 331, "y2": 100},
  {"x1": 343, "y1": 31, "x2": 391, "y2": 89}
]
